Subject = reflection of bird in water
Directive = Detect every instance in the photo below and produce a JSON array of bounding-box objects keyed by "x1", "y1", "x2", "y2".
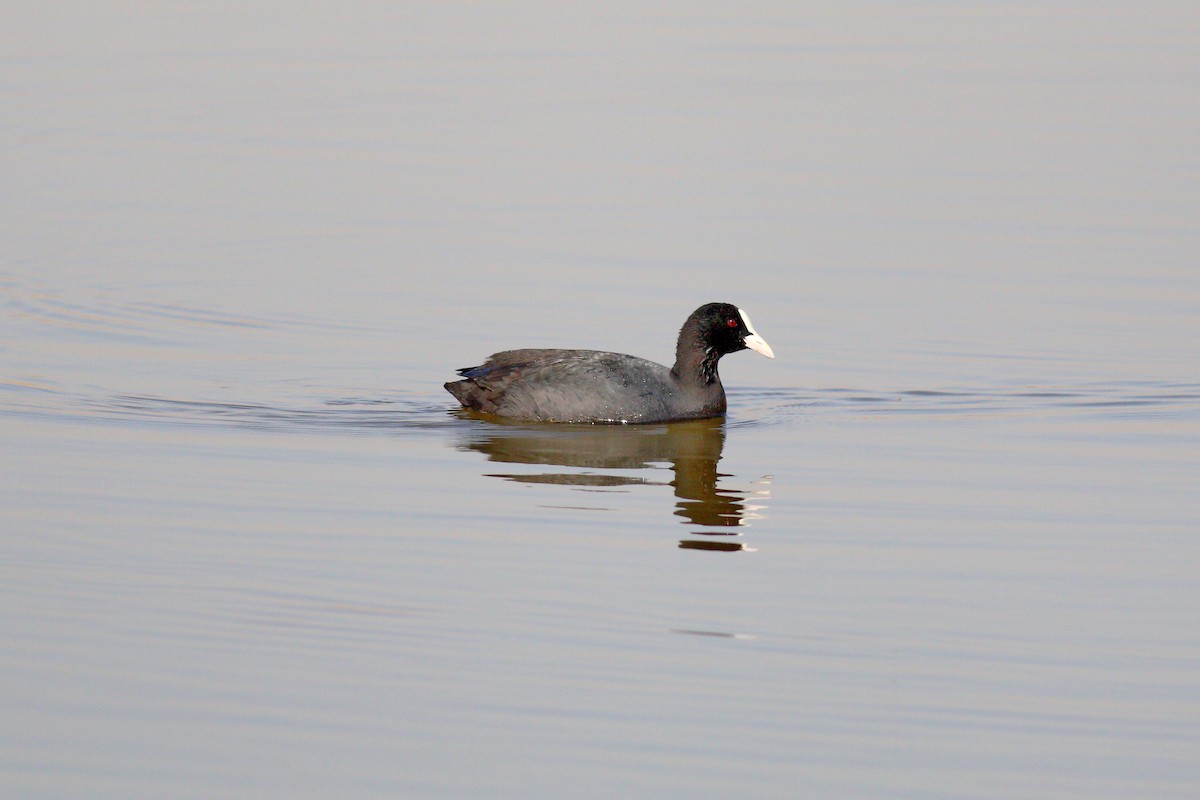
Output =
[
  {"x1": 666, "y1": 421, "x2": 742, "y2": 528},
  {"x1": 453, "y1": 417, "x2": 769, "y2": 549}
]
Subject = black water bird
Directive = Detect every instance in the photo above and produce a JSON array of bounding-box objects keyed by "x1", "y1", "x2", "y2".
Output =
[{"x1": 445, "y1": 302, "x2": 774, "y2": 423}]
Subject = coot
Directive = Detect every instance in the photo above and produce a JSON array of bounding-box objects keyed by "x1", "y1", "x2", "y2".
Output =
[{"x1": 445, "y1": 302, "x2": 774, "y2": 423}]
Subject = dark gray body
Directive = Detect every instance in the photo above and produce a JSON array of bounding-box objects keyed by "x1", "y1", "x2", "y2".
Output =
[
  {"x1": 445, "y1": 348, "x2": 726, "y2": 424},
  {"x1": 444, "y1": 303, "x2": 773, "y2": 424}
]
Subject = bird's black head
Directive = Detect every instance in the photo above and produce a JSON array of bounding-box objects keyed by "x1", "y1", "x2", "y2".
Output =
[
  {"x1": 688, "y1": 302, "x2": 775, "y2": 358},
  {"x1": 673, "y1": 302, "x2": 774, "y2": 385}
]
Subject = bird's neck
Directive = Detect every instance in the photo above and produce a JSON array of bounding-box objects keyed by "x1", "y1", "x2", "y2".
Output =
[{"x1": 672, "y1": 345, "x2": 721, "y2": 386}]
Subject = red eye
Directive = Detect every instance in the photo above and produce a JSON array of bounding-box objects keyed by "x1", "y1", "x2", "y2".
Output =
[{"x1": 727, "y1": 318, "x2": 738, "y2": 328}]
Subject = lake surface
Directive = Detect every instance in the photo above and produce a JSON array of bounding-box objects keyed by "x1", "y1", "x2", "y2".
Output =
[{"x1": 2, "y1": 3, "x2": 1198, "y2": 798}]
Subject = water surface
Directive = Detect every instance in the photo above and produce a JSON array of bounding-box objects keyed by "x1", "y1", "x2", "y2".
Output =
[{"x1": 3, "y1": 3, "x2": 1199, "y2": 799}]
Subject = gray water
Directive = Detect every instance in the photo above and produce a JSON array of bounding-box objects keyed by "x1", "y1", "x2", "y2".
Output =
[{"x1": 3, "y1": 4, "x2": 1199, "y2": 798}]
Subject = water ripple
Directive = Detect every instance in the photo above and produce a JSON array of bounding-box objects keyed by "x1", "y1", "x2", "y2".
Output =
[
  {"x1": 0, "y1": 380, "x2": 456, "y2": 433},
  {"x1": 0, "y1": 274, "x2": 372, "y2": 347},
  {"x1": 2, "y1": 379, "x2": 1196, "y2": 434},
  {"x1": 726, "y1": 382, "x2": 1200, "y2": 428}
]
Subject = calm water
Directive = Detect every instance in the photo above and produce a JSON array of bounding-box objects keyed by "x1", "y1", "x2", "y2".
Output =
[{"x1": 3, "y1": 3, "x2": 1199, "y2": 798}]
